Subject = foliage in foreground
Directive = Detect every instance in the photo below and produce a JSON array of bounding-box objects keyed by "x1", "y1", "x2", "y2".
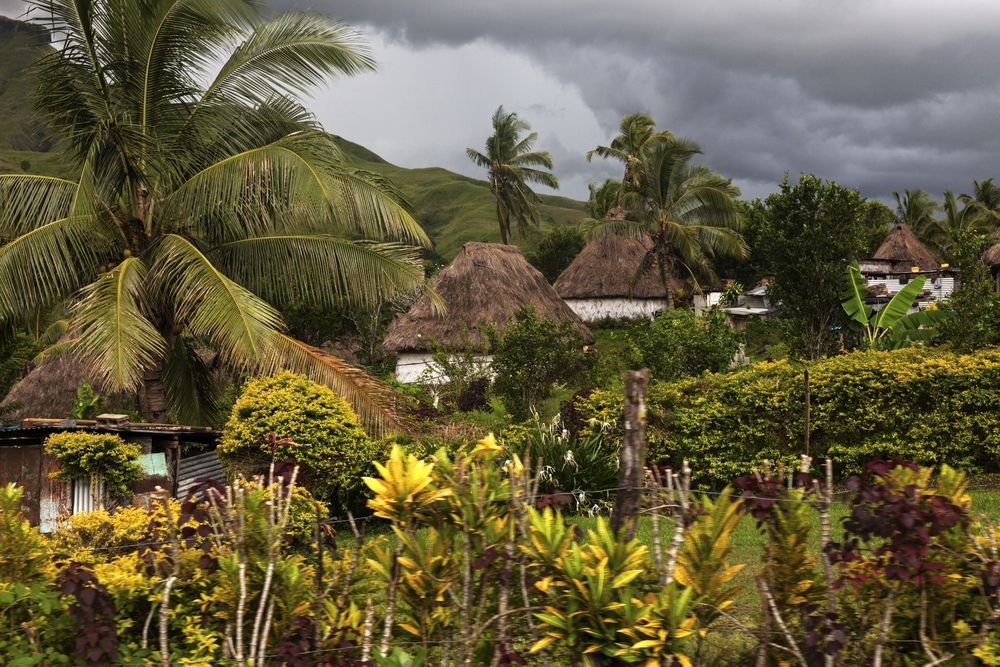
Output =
[{"x1": 8, "y1": 442, "x2": 1000, "y2": 665}]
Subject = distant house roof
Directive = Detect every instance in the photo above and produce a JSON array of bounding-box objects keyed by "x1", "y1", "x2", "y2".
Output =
[
  {"x1": 383, "y1": 242, "x2": 593, "y2": 353},
  {"x1": 553, "y1": 233, "x2": 683, "y2": 299},
  {"x1": 983, "y1": 228, "x2": 1000, "y2": 267},
  {"x1": 1, "y1": 352, "x2": 113, "y2": 422},
  {"x1": 872, "y1": 224, "x2": 939, "y2": 272}
]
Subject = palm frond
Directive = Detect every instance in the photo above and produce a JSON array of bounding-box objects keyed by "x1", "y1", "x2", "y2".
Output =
[
  {"x1": 195, "y1": 11, "x2": 374, "y2": 112},
  {"x1": 166, "y1": 132, "x2": 428, "y2": 247},
  {"x1": 0, "y1": 174, "x2": 80, "y2": 238},
  {"x1": 324, "y1": 165, "x2": 431, "y2": 246},
  {"x1": 212, "y1": 236, "x2": 426, "y2": 310},
  {"x1": 69, "y1": 257, "x2": 167, "y2": 391},
  {"x1": 0, "y1": 214, "x2": 109, "y2": 320},
  {"x1": 579, "y1": 216, "x2": 647, "y2": 240},
  {"x1": 150, "y1": 234, "x2": 284, "y2": 369},
  {"x1": 261, "y1": 333, "x2": 407, "y2": 436},
  {"x1": 135, "y1": 0, "x2": 257, "y2": 130}
]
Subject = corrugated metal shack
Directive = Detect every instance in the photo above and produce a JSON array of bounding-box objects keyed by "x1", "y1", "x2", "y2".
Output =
[{"x1": 0, "y1": 417, "x2": 222, "y2": 531}]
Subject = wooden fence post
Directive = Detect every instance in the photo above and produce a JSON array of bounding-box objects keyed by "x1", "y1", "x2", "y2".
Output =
[{"x1": 611, "y1": 369, "x2": 650, "y2": 540}]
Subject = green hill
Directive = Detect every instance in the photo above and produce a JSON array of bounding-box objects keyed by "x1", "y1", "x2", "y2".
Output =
[
  {"x1": 340, "y1": 139, "x2": 586, "y2": 259},
  {"x1": 0, "y1": 19, "x2": 588, "y2": 262},
  {"x1": 334, "y1": 136, "x2": 588, "y2": 262}
]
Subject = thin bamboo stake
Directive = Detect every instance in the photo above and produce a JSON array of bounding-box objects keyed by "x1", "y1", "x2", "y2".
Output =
[
  {"x1": 760, "y1": 578, "x2": 808, "y2": 666},
  {"x1": 664, "y1": 462, "x2": 691, "y2": 585},
  {"x1": 872, "y1": 587, "x2": 898, "y2": 667}
]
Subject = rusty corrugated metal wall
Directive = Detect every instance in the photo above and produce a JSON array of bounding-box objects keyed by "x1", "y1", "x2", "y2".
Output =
[{"x1": 0, "y1": 444, "x2": 71, "y2": 531}]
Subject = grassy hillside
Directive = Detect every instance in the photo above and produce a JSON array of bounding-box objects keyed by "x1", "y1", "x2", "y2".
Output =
[
  {"x1": 0, "y1": 19, "x2": 588, "y2": 261},
  {"x1": 334, "y1": 136, "x2": 588, "y2": 262}
]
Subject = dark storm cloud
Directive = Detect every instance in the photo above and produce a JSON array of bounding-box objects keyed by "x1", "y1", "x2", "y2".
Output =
[
  {"x1": 274, "y1": 0, "x2": 1000, "y2": 202},
  {"x1": 9, "y1": 0, "x2": 998, "y2": 202}
]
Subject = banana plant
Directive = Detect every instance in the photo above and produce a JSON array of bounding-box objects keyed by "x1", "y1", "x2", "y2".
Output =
[{"x1": 841, "y1": 261, "x2": 948, "y2": 349}]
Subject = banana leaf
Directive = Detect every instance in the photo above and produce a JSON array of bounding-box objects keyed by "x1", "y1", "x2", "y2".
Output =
[
  {"x1": 871, "y1": 273, "x2": 927, "y2": 332},
  {"x1": 842, "y1": 261, "x2": 874, "y2": 328}
]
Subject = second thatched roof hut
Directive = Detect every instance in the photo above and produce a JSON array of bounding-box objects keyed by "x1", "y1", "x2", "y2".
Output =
[
  {"x1": 553, "y1": 234, "x2": 682, "y2": 322},
  {"x1": 871, "y1": 223, "x2": 939, "y2": 272},
  {"x1": 859, "y1": 224, "x2": 957, "y2": 308},
  {"x1": 383, "y1": 242, "x2": 593, "y2": 383}
]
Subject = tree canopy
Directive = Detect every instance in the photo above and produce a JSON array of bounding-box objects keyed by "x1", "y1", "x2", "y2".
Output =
[
  {"x1": 756, "y1": 174, "x2": 875, "y2": 359},
  {"x1": 0, "y1": 0, "x2": 430, "y2": 431}
]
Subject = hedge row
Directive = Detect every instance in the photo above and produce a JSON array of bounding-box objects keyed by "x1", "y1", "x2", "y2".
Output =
[{"x1": 573, "y1": 348, "x2": 1000, "y2": 487}]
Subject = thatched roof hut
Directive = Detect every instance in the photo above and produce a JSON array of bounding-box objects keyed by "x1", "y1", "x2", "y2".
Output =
[
  {"x1": 982, "y1": 228, "x2": 1000, "y2": 268},
  {"x1": 384, "y1": 242, "x2": 593, "y2": 355},
  {"x1": 873, "y1": 224, "x2": 938, "y2": 271},
  {"x1": 1, "y1": 353, "x2": 109, "y2": 421},
  {"x1": 553, "y1": 233, "x2": 682, "y2": 299}
]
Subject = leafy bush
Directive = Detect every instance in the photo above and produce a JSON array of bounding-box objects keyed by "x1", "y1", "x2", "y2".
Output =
[
  {"x1": 573, "y1": 347, "x2": 1000, "y2": 487},
  {"x1": 630, "y1": 309, "x2": 742, "y2": 382},
  {"x1": 51, "y1": 505, "x2": 161, "y2": 561},
  {"x1": 0, "y1": 484, "x2": 49, "y2": 582},
  {"x1": 488, "y1": 305, "x2": 591, "y2": 421},
  {"x1": 218, "y1": 371, "x2": 379, "y2": 512},
  {"x1": 44, "y1": 432, "x2": 142, "y2": 500},
  {"x1": 527, "y1": 226, "x2": 586, "y2": 283}
]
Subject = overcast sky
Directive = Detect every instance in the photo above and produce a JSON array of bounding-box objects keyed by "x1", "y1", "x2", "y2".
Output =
[{"x1": 6, "y1": 0, "x2": 1000, "y2": 203}]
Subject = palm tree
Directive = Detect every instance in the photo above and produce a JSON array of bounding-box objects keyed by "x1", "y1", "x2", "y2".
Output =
[
  {"x1": 0, "y1": 0, "x2": 430, "y2": 431},
  {"x1": 892, "y1": 189, "x2": 940, "y2": 241},
  {"x1": 960, "y1": 178, "x2": 1000, "y2": 230},
  {"x1": 586, "y1": 112, "x2": 672, "y2": 199},
  {"x1": 466, "y1": 106, "x2": 558, "y2": 245},
  {"x1": 924, "y1": 190, "x2": 994, "y2": 261},
  {"x1": 586, "y1": 178, "x2": 621, "y2": 219},
  {"x1": 586, "y1": 129, "x2": 745, "y2": 306}
]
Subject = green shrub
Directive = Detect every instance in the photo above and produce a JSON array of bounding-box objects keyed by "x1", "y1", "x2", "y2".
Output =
[
  {"x1": 572, "y1": 347, "x2": 1000, "y2": 488},
  {"x1": 218, "y1": 371, "x2": 379, "y2": 513},
  {"x1": 489, "y1": 305, "x2": 591, "y2": 421},
  {"x1": 630, "y1": 309, "x2": 742, "y2": 382},
  {"x1": 44, "y1": 432, "x2": 142, "y2": 499},
  {"x1": 0, "y1": 484, "x2": 49, "y2": 582}
]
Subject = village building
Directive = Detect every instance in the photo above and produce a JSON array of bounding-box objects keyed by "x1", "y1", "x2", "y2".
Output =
[
  {"x1": 553, "y1": 233, "x2": 682, "y2": 322},
  {"x1": 981, "y1": 229, "x2": 1000, "y2": 292},
  {"x1": 1, "y1": 355, "x2": 222, "y2": 530},
  {"x1": 718, "y1": 282, "x2": 777, "y2": 329},
  {"x1": 384, "y1": 242, "x2": 593, "y2": 383},
  {"x1": 859, "y1": 223, "x2": 957, "y2": 308}
]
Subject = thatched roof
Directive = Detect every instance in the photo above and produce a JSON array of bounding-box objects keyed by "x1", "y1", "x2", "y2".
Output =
[
  {"x1": 383, "y1": 242, "x2": 593, "y2": 353},
  {"x1": 983, "y1": 229, "x2": 1000, "y2": 267},
  {"x1": 553, "y1": 233, "x2": 683, "y2": 299},
  {"x1": 873, "y1": 224, "x2": 938, "y2": 271},
  {"x1": 1, "y1": 353, "x2": 110, "y2": 421}
]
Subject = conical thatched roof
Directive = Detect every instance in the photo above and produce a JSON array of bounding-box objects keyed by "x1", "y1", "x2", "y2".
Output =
[
  {"x1": 873, "y1": 224, "x2": 938, "y2": 271},
  {"x1": 553, "y1": 233, "x2": 683, "y2": 299},
  {"x1": 983, "y1": 228, "x2": 1000, "y2": 267},
  {"x1": 383, "y1": 242, "x2": 593, "y2": 353},
  {"x1": 1, "y1": 353, "x2": 109, "y2": 421}
]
